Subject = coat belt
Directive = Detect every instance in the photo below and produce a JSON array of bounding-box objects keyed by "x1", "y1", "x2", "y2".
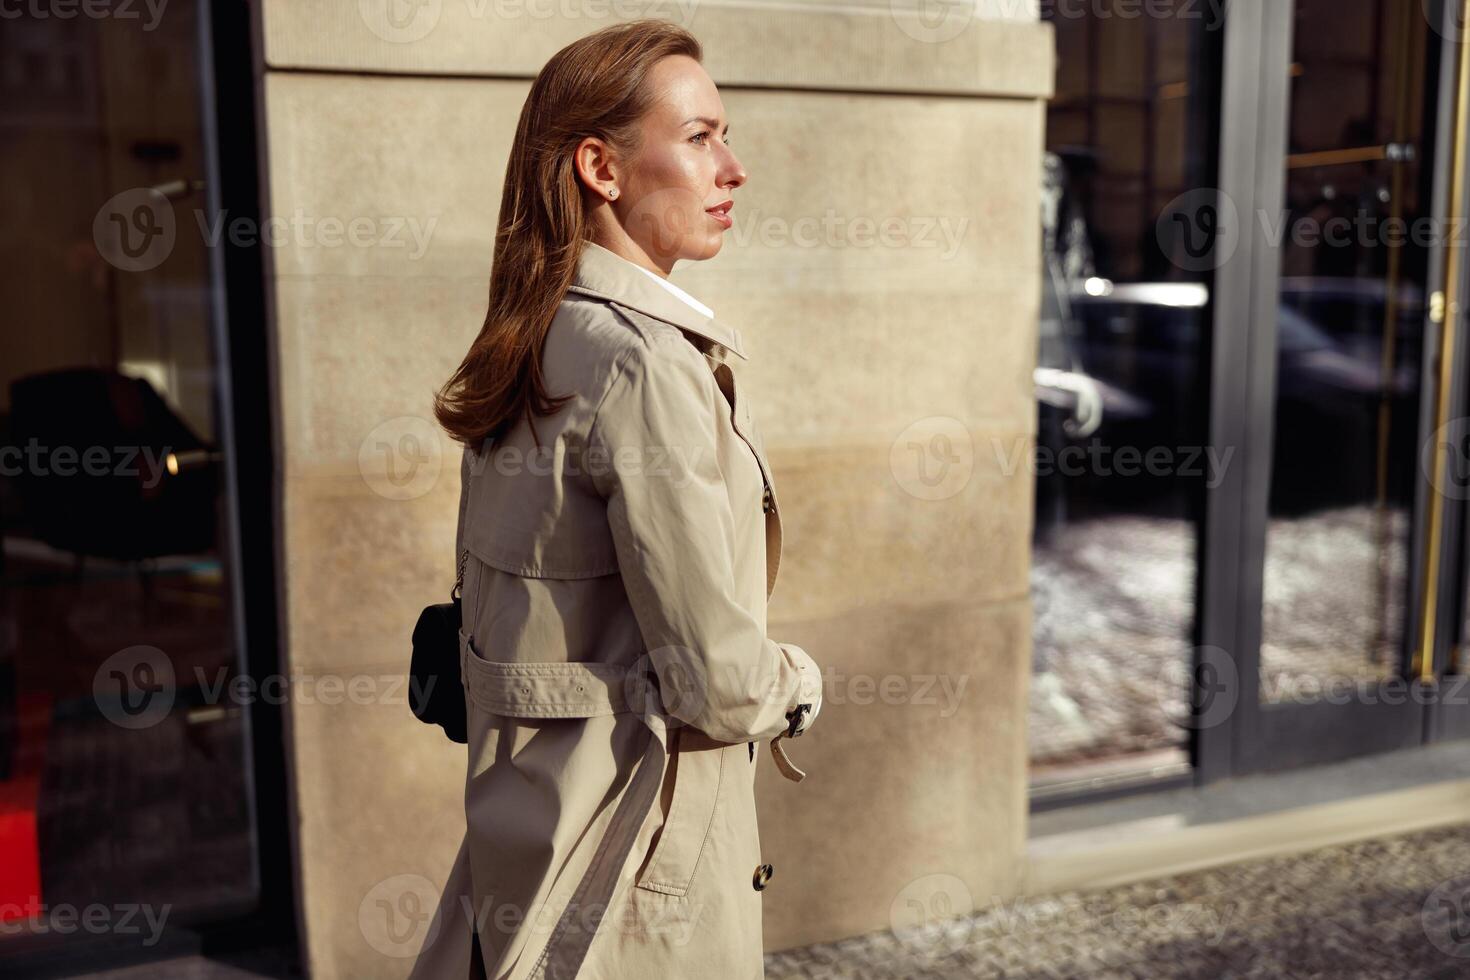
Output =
[
  {"x1": 459, "y1": 631, "x2": 631, "y2": 718},
  {"x1": 458, "y1": 629, "x2": 808, "y2": 780}
]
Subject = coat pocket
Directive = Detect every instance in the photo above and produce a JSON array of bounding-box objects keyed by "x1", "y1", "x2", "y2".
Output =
[{"x1": 634, "y1": 727, "x2": 725, "y2": 897}]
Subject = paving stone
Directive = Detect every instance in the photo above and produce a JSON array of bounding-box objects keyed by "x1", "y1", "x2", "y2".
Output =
[{"x1": 766, "y1": 821, "x2": 1470, "y2": 979}]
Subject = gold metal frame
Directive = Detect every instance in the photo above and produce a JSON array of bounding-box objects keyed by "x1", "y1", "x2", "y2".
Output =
[{"x1": 1415, "y1": 0, "x2": 1470, "y2": 681}]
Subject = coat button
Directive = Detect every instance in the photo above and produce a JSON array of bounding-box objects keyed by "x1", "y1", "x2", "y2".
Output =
[
  {"x1": 752, "y1": 863, "x2": 773, "y2": 891},
  {"x1": 761, "y1": 487, "x2": 773, "y2": 514}
]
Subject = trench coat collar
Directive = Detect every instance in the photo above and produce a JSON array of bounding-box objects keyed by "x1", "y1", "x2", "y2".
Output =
[{"x1": 567, "y1": 239, "x2": 749, "y2": 362}]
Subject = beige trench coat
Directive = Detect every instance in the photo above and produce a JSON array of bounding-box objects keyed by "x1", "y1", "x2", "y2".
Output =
[{"x1": 408, "y1": 240, "x2": 822, "y2": 980}]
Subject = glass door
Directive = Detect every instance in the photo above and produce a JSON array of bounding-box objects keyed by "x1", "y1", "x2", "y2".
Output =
[{"x1": 1202, "y1": 0, "x2": 1468, "y2": 776}]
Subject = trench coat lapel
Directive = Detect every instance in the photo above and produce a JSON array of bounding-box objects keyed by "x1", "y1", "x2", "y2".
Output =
[{"x1": 567, "y1": 240, "x2": 784, "y2": 599}]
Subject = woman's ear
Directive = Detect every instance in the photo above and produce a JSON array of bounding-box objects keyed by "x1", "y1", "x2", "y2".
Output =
[{"x1": 574, "y1": 136, "x2": 619, "y2": 203}]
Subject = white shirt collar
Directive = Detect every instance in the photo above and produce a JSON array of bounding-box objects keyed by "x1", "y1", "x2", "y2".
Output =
[{"x1": 628, "y1": 262, "x2": 714, "y2": 319}]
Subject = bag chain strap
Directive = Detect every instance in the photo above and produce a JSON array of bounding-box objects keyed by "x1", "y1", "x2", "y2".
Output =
[{"x1": 453, "y1": 548, "x2": 469, "y2": 600}]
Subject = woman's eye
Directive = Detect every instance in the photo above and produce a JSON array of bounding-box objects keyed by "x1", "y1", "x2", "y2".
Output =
[{"x1": 690, "y1": 131, "x2": 709, "y2": 144}]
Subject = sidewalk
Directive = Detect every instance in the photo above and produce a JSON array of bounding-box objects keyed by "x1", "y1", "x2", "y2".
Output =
[
  {"x1": 765, "y1": 821, "x2": 1470, "y2": 979},
  {"x1": 71, "y1": 821, "x2": 1470, "y2": 978}
]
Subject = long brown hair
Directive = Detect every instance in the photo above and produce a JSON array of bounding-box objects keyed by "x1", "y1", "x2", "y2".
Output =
[{"x1": 434, "y1": 19, "x2": 703, "y2": 449}]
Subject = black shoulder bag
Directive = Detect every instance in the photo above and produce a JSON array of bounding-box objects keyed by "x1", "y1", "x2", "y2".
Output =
[{"x1": 409, "y1": 548, "x2": 469, "y2": 744}]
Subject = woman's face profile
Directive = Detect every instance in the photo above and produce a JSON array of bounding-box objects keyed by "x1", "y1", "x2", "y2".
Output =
[{"x1": 582, "y1": 54, "x2": 748, "y2": 273}]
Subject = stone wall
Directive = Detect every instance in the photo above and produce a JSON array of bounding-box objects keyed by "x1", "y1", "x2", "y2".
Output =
[{"x1": 254, "y1": 3, "x2": 1052, "y2": 975}]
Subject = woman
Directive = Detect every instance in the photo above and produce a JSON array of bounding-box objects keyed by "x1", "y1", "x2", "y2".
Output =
[{"x1": 409, "y1": 20, "x2": 824, "y2": 980}]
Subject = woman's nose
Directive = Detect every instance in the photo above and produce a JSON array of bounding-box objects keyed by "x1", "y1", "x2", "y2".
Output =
[{"x1": 720, "y1": 147, "x2": 747, "y2": 189}]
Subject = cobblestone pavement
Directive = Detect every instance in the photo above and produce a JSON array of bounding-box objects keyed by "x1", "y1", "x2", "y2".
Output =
[{"x1": 764, "y1": 822, "x2": 1470, "y2": 979}]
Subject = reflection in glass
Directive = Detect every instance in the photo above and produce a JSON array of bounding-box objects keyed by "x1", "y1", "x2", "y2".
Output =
[
  {"x1": 0, "y1": 0, "x2": 257, "y2": 956},
  {"x1": 1259, "y1": 0, "x2": 1430, "y2": 703},
  {"x1": 1030, "y1": 7, "x2": 1217, "y2": 793}
]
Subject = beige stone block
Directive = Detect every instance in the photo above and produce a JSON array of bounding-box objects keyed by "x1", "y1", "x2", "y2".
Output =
[
  {"x1": 261, "y1": 73, "x2": 521, "y2": 282},
  {"x1": 258, "y1": 74, "x2": 506, "y2": 473},
  {"x1": 270, "y1": 272, "x2": 484, "y2": 471},
  {"x1": 259, "y1": 1, "x2": 1054, "y2": 100},
  {"x1": 732, "y1": 283, "x2": 1040, "y2": 445},
  {"x1": 682, "y1": 90, "x2": 1045, "y2": 441},
  {"x1": 282, "y1": 466, "x2": 463, "y2": 673},
  {"x1": 765, "y1": 433, "x2": 1034, "y2": 625},
  {"x1": 288, "y1": 695, "x2": 467, "y2": 980},
  {"x1": 756, "y1": 593, "x2": 1032, "y2": 950}
]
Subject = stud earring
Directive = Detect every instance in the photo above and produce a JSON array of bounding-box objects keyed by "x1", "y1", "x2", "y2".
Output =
[{"x1": 608, "y1": 188, "x2": 618, "y2": 199}]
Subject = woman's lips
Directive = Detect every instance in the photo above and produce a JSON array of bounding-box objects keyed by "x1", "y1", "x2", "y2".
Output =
[{"x1": 706, "y1": 201, "x2": 733, "y2": 229}]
